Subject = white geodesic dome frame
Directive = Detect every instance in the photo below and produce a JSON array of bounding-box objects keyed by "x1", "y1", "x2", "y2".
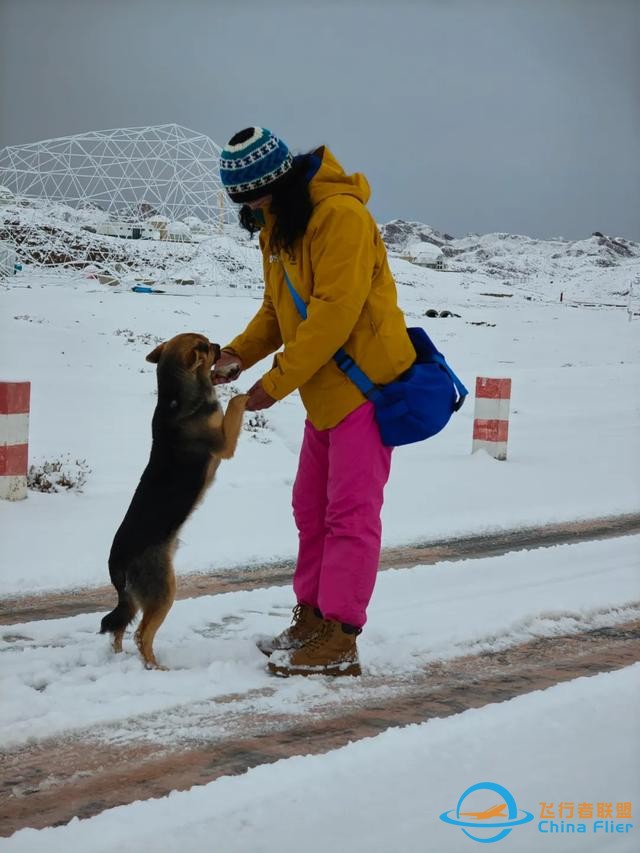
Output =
[
  {"x1": 0, "y1": 124, "x2": 246, "y2": 276},
  {"x1": 0, "y1": 124, "x2": 233, "y2": 224}
]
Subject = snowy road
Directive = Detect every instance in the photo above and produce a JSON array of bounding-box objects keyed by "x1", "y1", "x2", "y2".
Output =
[
  {"x1": 1, "y1": 533, "x2": 639, "y2": 838},
  {"x1": 2, "y1": 534, "x2": 639, "y2": 750},
  {"x1": 5, "y1": 664, "x2": 638, "y2": 853},
  {"x1": 2, "y1": 609, "x2": 638, "y2": 838},
  {"x1": 3, "y1": 513, "x2": 639, "y2": 625}
]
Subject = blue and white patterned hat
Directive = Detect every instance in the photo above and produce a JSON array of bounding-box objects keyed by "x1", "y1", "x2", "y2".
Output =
[{"x1": 219, "y1": 127, "x2": 294, "y2": 202}]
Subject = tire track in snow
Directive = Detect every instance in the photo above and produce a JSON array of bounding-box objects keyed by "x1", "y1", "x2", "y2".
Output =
[
  {"x1": 3, "y1": 512, "x2": 639, "y2": 625},
  {"x1": 1, "y1": 613, "x2": 639, "y2": 836}
]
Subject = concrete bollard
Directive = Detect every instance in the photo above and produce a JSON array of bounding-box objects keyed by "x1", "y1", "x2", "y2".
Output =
[
  {"x1": 472, "y1": 377, "x2": 511, "y2": 461},
  {"x1": 0, "y1": 382, "x2": 31, "y2": 499}
]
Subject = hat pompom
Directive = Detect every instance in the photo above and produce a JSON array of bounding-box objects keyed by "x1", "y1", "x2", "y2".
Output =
[{"x1": 220, "y1": 127, "x2": 293, "y2": 203}]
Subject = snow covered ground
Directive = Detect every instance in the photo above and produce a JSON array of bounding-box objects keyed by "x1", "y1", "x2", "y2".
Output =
[
  {"x1": 2, "y1": 534, "x2": 638, "y2": 748},
  {"x1": 1, "y1": 232, "x2": 639, "y2": 850},
  {"x1": 1, "y1": 254, "x2": 639, "y2": 596},
  {"x1": 5, "y1": 665, "x2": 639, "y2": 853}
]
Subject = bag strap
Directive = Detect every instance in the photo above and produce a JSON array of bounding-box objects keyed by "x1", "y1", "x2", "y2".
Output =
[
  {"x1": 281, "y1": 262, "x2": 466, "y2": 408},
  {"x1": 431, "y1": 352, "x2": 468, "y2": 410},
  {"x1": 281, "y1": 263, "x2": 380, "y2": 400}
]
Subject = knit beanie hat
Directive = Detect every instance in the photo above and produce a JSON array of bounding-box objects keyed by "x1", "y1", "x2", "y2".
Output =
[{"x1": 219, "y1": 127, "x2": 294, "y2": 203}]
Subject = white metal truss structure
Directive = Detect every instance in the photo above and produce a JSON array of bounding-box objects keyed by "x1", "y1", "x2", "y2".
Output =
[
  {"x1": 0, "y1": 124, "x2": 241, "y2": 275},
  {"x1": 0, "y1": 124, "x2": 233, "y2": 223}
]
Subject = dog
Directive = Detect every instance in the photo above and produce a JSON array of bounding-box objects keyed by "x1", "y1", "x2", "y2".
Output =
[{"x1": 100, "y1": 332, "x2": 248, "y2": 669}]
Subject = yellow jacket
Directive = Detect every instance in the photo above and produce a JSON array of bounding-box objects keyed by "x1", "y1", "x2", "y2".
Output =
[{"x1": 225, "y1": 147, "x2": 416, "y2": 429}]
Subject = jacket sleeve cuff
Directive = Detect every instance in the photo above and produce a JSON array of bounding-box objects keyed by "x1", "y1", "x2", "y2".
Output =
[
  {"x1": 221, "y1": 346, "x2": 241, "y2": 359},
  {"x1": 222, "y1": 342, "x2": 255, "y2": 369}
]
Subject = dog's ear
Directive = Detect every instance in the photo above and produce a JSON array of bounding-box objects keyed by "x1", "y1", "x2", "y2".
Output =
[
  {"x1": 146, "y1": 342, "x2": 165, "y2": 363},
  {"x1": 187, "y1": 341, "x2": 210, "y2": 371}
]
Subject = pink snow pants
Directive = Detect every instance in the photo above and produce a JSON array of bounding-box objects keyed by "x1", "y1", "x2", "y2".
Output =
[{"x1": 292, "y1": 401, "x2": 392, "y2": 629}]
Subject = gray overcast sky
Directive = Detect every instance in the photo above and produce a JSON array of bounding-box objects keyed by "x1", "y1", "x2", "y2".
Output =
[{"x1": 0, "y1": 0, "x2": 638, "y2": 240}]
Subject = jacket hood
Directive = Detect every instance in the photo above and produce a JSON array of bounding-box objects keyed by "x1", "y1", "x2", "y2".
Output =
[
  {"x1": 254, "y1": 147, "x2": 370, "y2": 234},
  {"x1": 308, "y1": 146, "x2": 370, "y2": 207}
]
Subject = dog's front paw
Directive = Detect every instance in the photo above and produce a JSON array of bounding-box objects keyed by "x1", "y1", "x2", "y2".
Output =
[{"x1": 228, "y1": 393, "x2": 249, "y2": 411}]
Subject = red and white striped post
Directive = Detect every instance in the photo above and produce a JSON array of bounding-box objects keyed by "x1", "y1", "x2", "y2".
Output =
[
  {"x1": 0, "y1": 382, "x2": 31, "y2": 500},
  {"x1": 472, "y1": 377, "x2": 511, "y2": 461}
]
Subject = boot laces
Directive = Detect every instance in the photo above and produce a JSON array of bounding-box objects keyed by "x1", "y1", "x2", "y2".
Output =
[
  {"x1": 291, "y1": 603, "x2": 306, "y2": 625},
  {"x1": 303, "y1": 618, "x2": 333, "y2": 651}
]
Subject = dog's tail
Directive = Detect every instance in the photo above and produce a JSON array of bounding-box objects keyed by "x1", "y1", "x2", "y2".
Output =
[{"x1": 100, "y1": 561, "x2": 137, "y2": 635}]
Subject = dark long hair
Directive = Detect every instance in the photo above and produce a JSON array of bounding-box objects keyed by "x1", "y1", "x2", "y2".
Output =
[{"x1": 239, "y1": 153, "x2": 316, "y2": 259}]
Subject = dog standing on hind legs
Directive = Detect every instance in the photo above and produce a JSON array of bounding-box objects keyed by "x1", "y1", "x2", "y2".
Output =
[{"x1": 100, "y1": 332, "x2": 248, "y2": 669}]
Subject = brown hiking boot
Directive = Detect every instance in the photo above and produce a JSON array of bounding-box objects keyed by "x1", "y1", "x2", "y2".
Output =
[
  {"x1": 256, "y1": 603, "x2": 324, "y2": 657},
  {"x1": 267, "y1": 619, "x2": 362, "y2": 677}
]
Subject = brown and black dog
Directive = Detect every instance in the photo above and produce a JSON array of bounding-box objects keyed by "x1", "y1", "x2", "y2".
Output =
[{"x1": 100, "y1": 332, "x2": 248, "y2": 669}]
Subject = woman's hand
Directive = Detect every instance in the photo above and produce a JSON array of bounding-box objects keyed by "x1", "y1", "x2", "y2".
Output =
[
  {"x1": 212, "y1": 351, "x2": 243, "y2": 385},
  {"x1": 246, "y1": 379, "x2": 277, "y2": 411}
]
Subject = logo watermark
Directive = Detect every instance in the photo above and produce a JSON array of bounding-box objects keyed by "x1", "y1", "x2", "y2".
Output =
[
  {"x1": 440, "y1": 784, "x2": 634, "y2": 844},
  {"x1": 439, "y1": 782, "x2": 534, "y2": 843},
  {"x1": 538, "y1": 800, "x2": 633, "y2": 836}
]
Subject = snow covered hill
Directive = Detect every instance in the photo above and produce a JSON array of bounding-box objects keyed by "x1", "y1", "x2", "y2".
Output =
[
  {"x1": 3, "y1": 197, "x2": 639, "y2": 302},
  {"x1": 0, "y1": 197, "x2": 262, "y2": 286},
  {"x1": 380, "y1": 219, "x2": 640, "y2": 299}
]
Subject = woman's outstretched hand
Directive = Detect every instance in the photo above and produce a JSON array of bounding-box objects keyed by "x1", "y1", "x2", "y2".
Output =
[{"x1": 246, "y1": 380, "x2": 277, "y2": 411}]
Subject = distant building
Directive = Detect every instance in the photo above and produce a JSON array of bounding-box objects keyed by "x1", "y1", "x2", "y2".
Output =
[
  {"x1": 403, "y1": 241, "x2": 445, "y2": 270},
  {"x1": 94, "y1": 221, "x2": 159, "y2": 240},
  {"x1": 91, "y1": 210, "x2": 187, "y2": 243},
  {"x1": 149, "y1": 217, "x2": 193, "y2": 242},
  {"x1": 0, "y1": 185, "x2": 14, "y2": 206}
]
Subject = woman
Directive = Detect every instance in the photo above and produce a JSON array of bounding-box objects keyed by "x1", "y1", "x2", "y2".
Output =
[{"x1": 214, "y1": 127, "x2": 415, "y2": 677}]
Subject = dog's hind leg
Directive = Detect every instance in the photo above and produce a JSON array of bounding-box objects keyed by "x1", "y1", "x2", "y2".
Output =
[
  {"x1": 216, "y1": 394, "x2": 249, "y2": 460},
  {"x1": 134, "y1": 566, "x2": 176, "y2": 670},
  {"x1": 112, "y1": 626, "x2": 126, "y2": 653},
  {"x1": 100, "y1": 558, "x2": 138, "y2": 652}
]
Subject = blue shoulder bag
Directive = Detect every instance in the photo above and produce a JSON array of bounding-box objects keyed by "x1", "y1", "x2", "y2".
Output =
[{"x1": 282, "y1": 264, "x2": 468, "y2": 447}]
